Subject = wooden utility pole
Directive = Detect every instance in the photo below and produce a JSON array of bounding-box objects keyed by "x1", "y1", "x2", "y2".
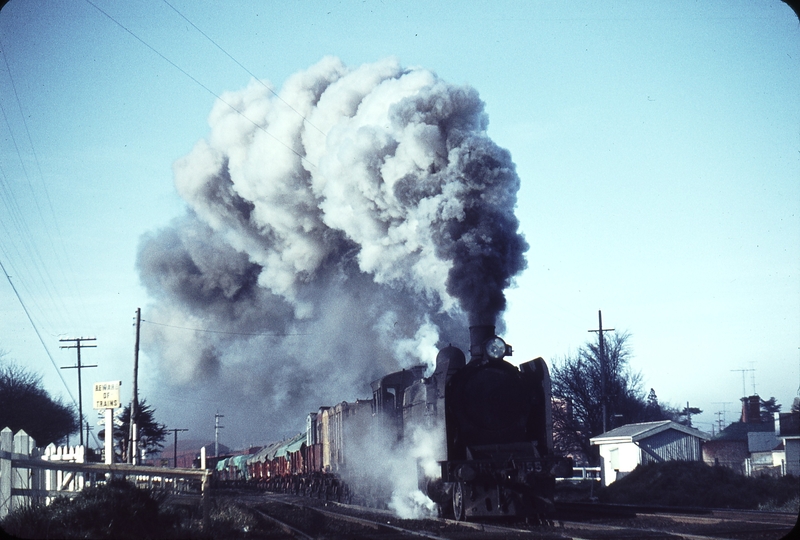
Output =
[
  {"x1": 60, "y1": 337, "x2": 97, "y2": 447},
  {"x1": 168, "y1": 428, "x2": 189, "y2": 468},
  {"x1": 215, "y1": 413, "x2": 224, "y2": 457},
  {"x1": 129, "y1": 308, "x2": 141, "y2": 464},
  {"x1": 589, "y1": 311, "x2": 614, "y2": 434},
  {"x1": 84, "y1": 420, "x2": 92, "y2": 448},
  {"x1": 712, "y1": 401, "x2": 732, "y2": 432}
]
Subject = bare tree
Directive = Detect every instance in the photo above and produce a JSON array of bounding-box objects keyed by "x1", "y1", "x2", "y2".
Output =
[
  {"x1": 550, "y1": 332, "x2": 674, "y2": 464},
  {"x1": 0, "y1": 361, "x2": 78, "y2": 446}
]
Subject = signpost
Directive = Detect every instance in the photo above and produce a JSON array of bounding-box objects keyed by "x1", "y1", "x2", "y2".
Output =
[{"x1": 93, "y1": 381, "x2": 121, "y2": 465}]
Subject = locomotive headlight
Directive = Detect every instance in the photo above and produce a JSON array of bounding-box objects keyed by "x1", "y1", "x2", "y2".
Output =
[{"x1": 484, "y1": 336, "x2": 507, "y2": 360}]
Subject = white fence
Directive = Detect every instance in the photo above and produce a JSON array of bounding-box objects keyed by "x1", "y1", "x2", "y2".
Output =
[
  {"x1": 1, "y1": 427, "x2": 210, "y2": 524},
  {"x1": 557, "y1": 466, "x2": 602, "y2": 482}
]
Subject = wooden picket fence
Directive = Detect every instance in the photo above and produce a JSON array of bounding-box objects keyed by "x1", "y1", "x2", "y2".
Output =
[{"x1": 0, "y1": 427, "x2": 210, "y2": 525}]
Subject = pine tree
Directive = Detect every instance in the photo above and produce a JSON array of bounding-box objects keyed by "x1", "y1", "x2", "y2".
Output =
[{"x1": 99, "y1": 399, "x2": 167, "y2": 461}]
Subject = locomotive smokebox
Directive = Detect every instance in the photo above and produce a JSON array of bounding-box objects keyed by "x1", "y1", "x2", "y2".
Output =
[{"x1": 469, "y1": 324, "x2": 495, "y2": 362}]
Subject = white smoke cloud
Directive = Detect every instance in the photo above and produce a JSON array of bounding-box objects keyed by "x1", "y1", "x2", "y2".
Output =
[{"x1": 137, "y1": 55, "x2": 526, "y2": 452}]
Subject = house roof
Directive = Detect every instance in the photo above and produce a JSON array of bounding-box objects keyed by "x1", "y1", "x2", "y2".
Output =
[
  {"x1": 590, "y1": 420, "x2": 711, "y2": 445},
  {"x1": 713, "y1": 421, "x2": 774, "y2": 442}
]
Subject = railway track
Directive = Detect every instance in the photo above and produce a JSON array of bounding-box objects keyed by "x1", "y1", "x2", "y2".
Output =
[
  {"x1": 555, "y1": 503, "x2": 797, "y2": 540},
  {"x1": 251, "y1": 498, "x2": 447, "y2": 539},
  {"x1": 217, "y1": 489, "x2": 798, "y2": 539}
]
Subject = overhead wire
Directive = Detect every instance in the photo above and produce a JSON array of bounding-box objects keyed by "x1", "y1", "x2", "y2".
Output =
[
  {"x1": 0, "y1": 257, "x2": 77, "y2": 407},
  {"x1": 0, "y1": 43, "x2": 82, "y2": 330},
  {"x1": 83, "y1": 0, "x2": 317, "y2": 171},
  {"x1": 4, "y1": 2, "x2": 327, "y2": 434},
  {"x1": 161, "y1": 0, "x2": 327, "y2": 138},
  {"x1": 0, "y1": 40, "x2": 61, "y2": 238},
  {"x1": 0, "y1": 123, "x2": 69, "y2": 332}
]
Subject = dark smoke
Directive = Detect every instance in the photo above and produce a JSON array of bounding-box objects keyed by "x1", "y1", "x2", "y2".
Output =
[{"x1": 136, "y1": 56, "x2": 527, "y2": 440}]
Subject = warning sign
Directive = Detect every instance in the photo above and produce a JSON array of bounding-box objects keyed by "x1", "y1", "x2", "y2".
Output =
[{"x1": 93, "y1": 381, "x2": 121, "y2": 409}]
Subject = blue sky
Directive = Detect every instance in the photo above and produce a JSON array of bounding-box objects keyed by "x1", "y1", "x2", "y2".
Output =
[{"x1": 1, "y1": 0, "x2": 798, "y2": 448}]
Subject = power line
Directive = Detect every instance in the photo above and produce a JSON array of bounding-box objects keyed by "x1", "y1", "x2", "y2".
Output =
[
  {"x1": 0, "y1": 42, "x2": 85, "y2": 326},
  {"x1": 160, "y1": 0, "x2": 326, "y2": 137},
  {"x1": 0, "y1": 257, "x2": 77, "y2": 406},
  {"x1": 0, "y1": 100, "x2": 74, "y2": 328},
  {"x1": 83, "y1": 0, "x2": 316, "y2": 170}
]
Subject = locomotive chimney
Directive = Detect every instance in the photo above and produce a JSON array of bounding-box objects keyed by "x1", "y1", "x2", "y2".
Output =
[{"x1": 469, "y1": 324, "x2": 495, "y2": 362}]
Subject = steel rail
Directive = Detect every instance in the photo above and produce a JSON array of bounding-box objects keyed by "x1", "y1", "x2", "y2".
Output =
[
  {"x1": 311, "y1": 505, "x2": 447, "y2": 540},
  {"x1": 250, "y1": 507, "x2": 314, "y2": 540}
]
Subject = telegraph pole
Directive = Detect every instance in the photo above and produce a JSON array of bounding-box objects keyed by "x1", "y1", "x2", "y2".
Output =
[
  {"x1": 84, "y1": 421, "x2": 93, "y2": 448},
  {"x1": 215, "y1": 413, "x2": 224, "y2": 457},
  {"x1": 129, "y1": 308, "x2": 141, "y2": 464},
  {"x1": 60, "y1": 337, "x2": 97, "y2": 447},
  {"x1": 712, "y1": 402, "x2": 732, "y2": 432},
  {"x1": 589, "y1": 311, "x2": 614, "y2": 434},
  {"x1": 167, "y1": 428, "x2": 189, "y2": 468}
]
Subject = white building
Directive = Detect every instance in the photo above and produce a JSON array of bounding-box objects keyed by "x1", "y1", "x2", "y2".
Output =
[
  {"x1": 776, "y1": 411, "x2": 800, "y2": 477},
  {"x1": 590, "y1": 420, "x2": 711, "y2": 486}
]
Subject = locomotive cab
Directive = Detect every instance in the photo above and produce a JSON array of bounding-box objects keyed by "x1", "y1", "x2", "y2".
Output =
[{"x1": 371, "y1": 366, "x2": 426, "y2": 438}]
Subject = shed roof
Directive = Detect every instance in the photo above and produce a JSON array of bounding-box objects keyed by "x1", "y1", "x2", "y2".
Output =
[{"x1": 590, "y1": 420, "x2": 711, "y2": 445}]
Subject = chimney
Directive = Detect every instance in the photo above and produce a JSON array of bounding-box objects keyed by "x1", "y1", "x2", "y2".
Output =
[
  {"x1": 741, "y1": 395, "x2": 761, "y2": 424},
  {"x1": 469, "y1": 325, "x2": 495, "y2": 362}
]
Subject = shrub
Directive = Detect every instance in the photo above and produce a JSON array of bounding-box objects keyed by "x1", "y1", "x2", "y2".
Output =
[
  {"x1": 1, "y1": 478, "x2": 180, "y2": 539},
  {"x1": 599, "y1": 461, "x2": 800, "y2": 509}
]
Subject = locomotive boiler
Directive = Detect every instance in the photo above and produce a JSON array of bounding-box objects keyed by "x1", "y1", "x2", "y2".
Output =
[{"x1": 405, "y1": 325, "x2": 572, "y2": 521}]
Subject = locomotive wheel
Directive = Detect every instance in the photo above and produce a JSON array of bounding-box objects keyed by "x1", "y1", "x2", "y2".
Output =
[{"x1": 453, "y1": 482, "x2": 466, "y2": 521}]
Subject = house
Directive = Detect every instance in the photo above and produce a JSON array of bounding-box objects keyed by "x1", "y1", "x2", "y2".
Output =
[
  {"x1": 702, "y1": 395, "x2": 790, "y2": 477},
  {"x1": 702, "y1": 421, "x2": 775, "y2": 473},
  {"x1": 590, "y1": 420, "x2": 711, "y2": 486},
  {"x1": 776, "y1": 409, "x2": 800, "y2": 477}
]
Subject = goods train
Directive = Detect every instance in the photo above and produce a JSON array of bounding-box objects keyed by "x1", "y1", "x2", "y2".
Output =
[{"x1": 212, "y1": 324, "x2": 572, "y2": 521}]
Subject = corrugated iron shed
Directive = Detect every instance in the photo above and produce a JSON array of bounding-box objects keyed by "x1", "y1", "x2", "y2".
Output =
[{"x1": 590, "y1": 420, "x2": 710, "y2": 445}]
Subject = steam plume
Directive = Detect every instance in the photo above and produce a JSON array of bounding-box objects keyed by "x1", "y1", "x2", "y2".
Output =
[{"x1": 137, "y1": 56, "x2": 527, "y2": 441}]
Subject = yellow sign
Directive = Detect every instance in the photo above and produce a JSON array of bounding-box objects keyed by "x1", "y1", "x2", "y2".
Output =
[{"x1": 93, "y1": 380, "x2": 121, "y2": 409}]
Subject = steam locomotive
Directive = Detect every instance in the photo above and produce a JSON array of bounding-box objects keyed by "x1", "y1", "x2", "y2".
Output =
[{"x1": 215, "y1": 324, "x2": 572, "y2": 522}]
